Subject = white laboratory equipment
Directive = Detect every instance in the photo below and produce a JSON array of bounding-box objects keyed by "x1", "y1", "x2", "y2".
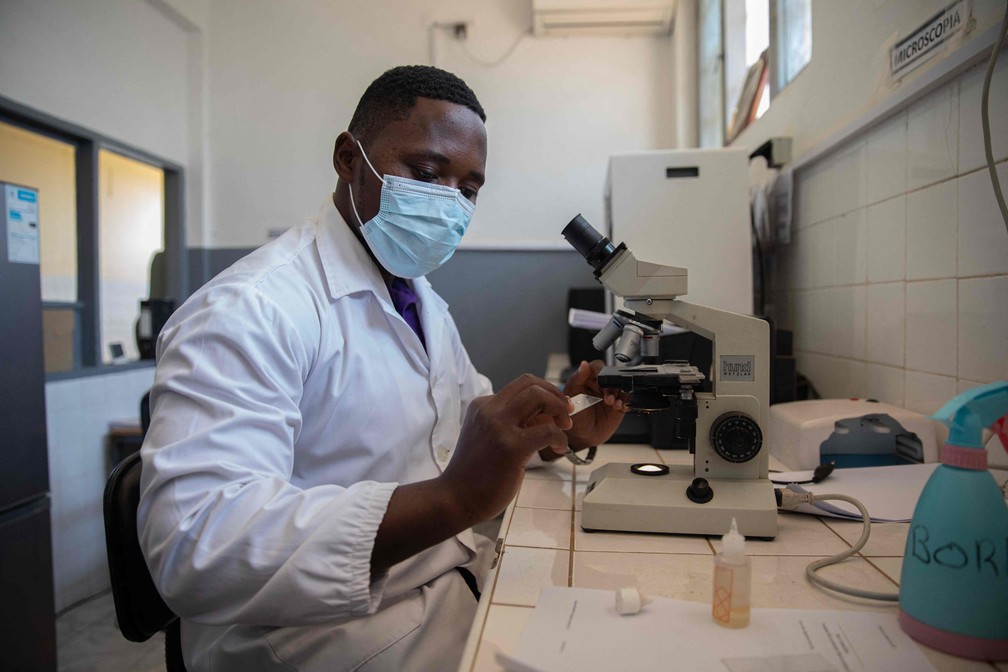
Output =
[{"x1": 604, "y1": 148, "x2": 752, "y2": 315}]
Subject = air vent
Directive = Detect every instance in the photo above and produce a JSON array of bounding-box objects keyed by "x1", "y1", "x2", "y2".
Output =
[{"x1": 532, "y1": 0, "x2": 675, "y2": 36}]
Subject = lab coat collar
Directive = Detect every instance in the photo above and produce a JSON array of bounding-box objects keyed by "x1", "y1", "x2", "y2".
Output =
[
  {"x1": 316, "y1": 198, "x2": 389, "y2": 301},
  {"x1": 316, "y1": 198, "x2": 449, "y2": 312},
  {"x1": 315, "y1": 198, "x2": 450, "y2": 368}
]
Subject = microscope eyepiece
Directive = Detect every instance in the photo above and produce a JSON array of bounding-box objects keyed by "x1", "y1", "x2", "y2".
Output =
[{"x1": 562, "y1": 214, "x2": 619, "y2": 272}]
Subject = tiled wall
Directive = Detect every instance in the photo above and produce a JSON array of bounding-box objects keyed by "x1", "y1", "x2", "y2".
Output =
[
  {"x1": 46, "y1": 367, "x2": 154, "y2": 611},
  {"x1": 770, "y1": 55, "x2": 1008, "y2": 416}
]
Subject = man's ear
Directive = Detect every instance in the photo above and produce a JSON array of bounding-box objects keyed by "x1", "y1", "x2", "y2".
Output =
[{"x1": 333, "y1": 131, "x2": 357, "y2": 182}]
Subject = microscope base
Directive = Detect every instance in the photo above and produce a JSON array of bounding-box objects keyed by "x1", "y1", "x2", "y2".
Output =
[{"x1": 581, "y1": 463, "x2": 779, "y2": 539}]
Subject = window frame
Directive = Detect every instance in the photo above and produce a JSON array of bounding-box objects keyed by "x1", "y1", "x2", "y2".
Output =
[{"x1": 0, "y1": 94, "x2": 187, "y2": 380}]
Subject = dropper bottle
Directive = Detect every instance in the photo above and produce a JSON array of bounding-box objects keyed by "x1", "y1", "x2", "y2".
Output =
[{"x1": 712, "y1": 517, "x2": 751, "y2": 628}]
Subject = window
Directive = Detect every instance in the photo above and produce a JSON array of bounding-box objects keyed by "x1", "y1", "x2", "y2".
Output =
[
  {"x1": 0, "y1": 100, "x2": 185, "y2": 376},
  {"x1": 98, "y1": 150, "x2": 165, "y2": 364},
  {"x1": 771, "y1": 0, "x2": 812, "y2": 93},
  {"x1": 698, "y1": 0, "x2": 725, "y2": 148},
  {"x1": 697, "y1": 0, "x2": 812, "y2": 146},
  {"x1": 0, "y1": 121, "x2": 80, "y2": 373}
]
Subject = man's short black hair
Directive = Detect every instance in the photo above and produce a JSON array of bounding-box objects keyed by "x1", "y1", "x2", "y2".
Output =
[{"x1": 348, "y1": 65, "x2": 486, "y2": 145}]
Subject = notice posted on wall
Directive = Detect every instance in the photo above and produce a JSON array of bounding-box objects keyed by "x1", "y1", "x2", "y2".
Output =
[{"x1": 5, "y1": 184, "x2": 39, "y2": 264}]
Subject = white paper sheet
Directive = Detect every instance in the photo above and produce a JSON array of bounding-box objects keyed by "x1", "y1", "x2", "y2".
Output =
[
  {"x1": 783, "y1": 463, "x2": 939, "y2": 522},
  {"x1": 497, "y1": 587, "x2": 936, "y2": 672}
]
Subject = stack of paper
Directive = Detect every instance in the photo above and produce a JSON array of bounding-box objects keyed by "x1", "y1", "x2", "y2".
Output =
[{"x1": 497, "y1": 587, "x2": 936, "y2": 672}]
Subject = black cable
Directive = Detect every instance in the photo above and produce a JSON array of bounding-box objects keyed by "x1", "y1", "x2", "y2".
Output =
[
  {"x1": 750, "y1": 200, "x2": 766, "y2": 315},
  {"x1": 982, "y1": 1, "x2": 1008, "y2": 236}
]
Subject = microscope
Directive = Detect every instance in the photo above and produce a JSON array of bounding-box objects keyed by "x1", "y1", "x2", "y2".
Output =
[{"x1": 563, "y1": 215, "x2": 778, "y2": 539}]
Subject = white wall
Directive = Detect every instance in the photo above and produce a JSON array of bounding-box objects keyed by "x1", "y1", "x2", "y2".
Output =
[
  {"x1": 47, "y1": 368, "x2": 154, "y2": 611},
  {"x1": 0, "y1": 0, "x2": 190, "y2": 166},
  {"x1": 204, "y1": 0, "x2": 677, "y2": 248},
  {"x1": 739, "y1": 1, "x2": 1008, "y2": 417}
]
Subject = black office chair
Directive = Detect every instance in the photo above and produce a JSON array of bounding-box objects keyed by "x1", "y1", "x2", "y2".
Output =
[{"x1": 103, "y1": 392, "x2": 187, "y2": 671}]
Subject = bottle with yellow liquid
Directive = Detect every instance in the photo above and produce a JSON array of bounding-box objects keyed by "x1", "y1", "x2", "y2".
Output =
[{"x1": 712, "y1": 517, "x2": 751, "y2": 628}]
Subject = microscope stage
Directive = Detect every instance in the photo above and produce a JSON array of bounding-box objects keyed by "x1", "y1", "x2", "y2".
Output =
[{"x1": 581, "y1": 463, "x2": 779, "y2": 539}]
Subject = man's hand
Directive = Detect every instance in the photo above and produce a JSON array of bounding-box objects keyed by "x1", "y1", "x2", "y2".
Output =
[
  {"x1": 372, "y1": 374, "x2": 572, "y2": 574},
  {"x1": 441, "y1": 374, "x2": 573, "y2": 522},
  {"x1": 542, "y1": 360, "x2": 627, "y2": 460}
]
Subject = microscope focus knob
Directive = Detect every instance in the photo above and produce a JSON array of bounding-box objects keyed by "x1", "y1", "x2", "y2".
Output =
[
  {"x1": 710, "y1": 412, "x2": 763, "y2": 463},
  {"x1": 686, "y1": 477, "x2": 714, "y2": 503}
]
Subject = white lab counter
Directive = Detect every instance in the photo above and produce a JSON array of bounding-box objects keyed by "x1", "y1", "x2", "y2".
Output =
[{"x1": 457, "y1": 443, "x2": 1008, "y2": 672}]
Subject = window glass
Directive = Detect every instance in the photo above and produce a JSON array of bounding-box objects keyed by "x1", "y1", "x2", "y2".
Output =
[
  {"x1": 724, "y1": 0, "x2": 771, "y2": 141},
  {"x1": 0, "y1": 121, "x2": 79, "y2": 373},
  {"x1": 698, "y1": 0, "x2": 725, "y2": 148},
  {"x1": 746, "y1": 0, "x2": 771, "y2": 119},
  {"x1": 775, "y1": 0, "x2": 812, "y2": 88},
  {"x1": 0, "y1": 121, "x2": 78, "y2": 303},
  {"x1": 98, "y1": 149, "x2": 164, "y2": 364}
]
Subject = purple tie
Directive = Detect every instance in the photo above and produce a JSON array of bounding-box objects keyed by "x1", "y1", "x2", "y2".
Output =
[{"x1": 388, "y1": 278, "x2": 426, "y2": 350}]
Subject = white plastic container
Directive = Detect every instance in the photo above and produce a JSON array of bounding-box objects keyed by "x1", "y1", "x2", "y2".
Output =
[{"x1": 712, "y1": 517, "x2": 751, "y2": 628}]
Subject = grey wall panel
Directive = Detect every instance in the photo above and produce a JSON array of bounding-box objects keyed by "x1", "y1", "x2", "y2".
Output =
[
  {"x1": 428, "y1": 250, "x2": 596, "y2": 391},
  {"x1": 188, "y1": 247, "x2": 598, "y2": 391}
]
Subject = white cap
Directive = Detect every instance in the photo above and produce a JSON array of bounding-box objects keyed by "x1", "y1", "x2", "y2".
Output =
[
  {"x1": 720, "y1": 517, "x2": 746, "y2": 561},
  {"x1": 615, "y1": 587, "x2": 652, "y2": 615}
]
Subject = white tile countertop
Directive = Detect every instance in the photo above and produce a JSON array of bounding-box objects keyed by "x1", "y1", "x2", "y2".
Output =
[{"x1": 457, "y1": 444, "x2": 1008, "y2": 672}]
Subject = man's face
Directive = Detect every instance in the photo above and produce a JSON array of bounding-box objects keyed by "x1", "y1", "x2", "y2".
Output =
[{"x1": 349, "y1": 97, "x2": 487, "y2": 226}]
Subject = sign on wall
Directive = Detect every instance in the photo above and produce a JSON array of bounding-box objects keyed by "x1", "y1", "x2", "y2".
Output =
[
  {"x1": 5, "y1": 184, "x2": 40, "y2": 265},
  {"x1": 890, "y1": 0, "x2": 971, "y2": 79}
]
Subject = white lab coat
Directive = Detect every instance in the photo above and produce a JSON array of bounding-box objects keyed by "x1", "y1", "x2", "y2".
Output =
[{"x1": 137, "y1": 199, "x2": 494, "y2": 671}]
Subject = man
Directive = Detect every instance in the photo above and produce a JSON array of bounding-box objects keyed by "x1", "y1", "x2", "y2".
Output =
[{"x1": 138, "y1": 65, "x2": 624, "y2": 672}]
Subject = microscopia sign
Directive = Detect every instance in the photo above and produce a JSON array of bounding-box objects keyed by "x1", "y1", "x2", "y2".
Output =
[{"x1": 890, "y1": 0, "x2": 970, "y2": 78}]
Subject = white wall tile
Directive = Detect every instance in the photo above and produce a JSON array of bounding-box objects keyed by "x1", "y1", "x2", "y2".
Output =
[
  {"x1": 866, "y1": 282, "x2": 905, "y2": 366},
  {"x1": 794, "y1": 353, "x2": 866, "y2": 400},
  {"x1": 785, "y1": 63, "x2": 1006, "y2": 418},
  {"x1": 45, "y1": 368, "x2": 154, "y2": 611},
  {"x1": 795, "y1": 160, "x2": 833, "y2": 228},
  {"x1": 798, "y1": 286, "x2": 862, "y2": 356},
  {"x1": 958, "y1": 275, "x2": 1008, "y2": 382},
  {"x1": 866, "y1": 197, "x2": 905, "y2": 282},
  {"x1": 905, "y1": 280, "x2": 957, "y2": 376},
  {"x1": 863, "y1": 364, "x2": 905, "y2": 407},
  {"x1": 833, "y1": 209, "x2": 867, "y2": 286},
  {"x1": 826, "y1": 286, "x2": 866, "y2": 360},
  {"x1": 957, "y1": 164, "x2": 1008, "y2": 277},
  {"x1": 906, "y1": 179, "x2": 957, "y2": 280},
  {"x1": 904, "y1": 371, "x2": 957, "y2": 415},
  {"x1": 792, "y1": 289, "x2": 830, "y2": 353},
  {"x1": 809, "y1": 222, "x2": 836, "y2": 288},
  {"x1": 907, "y1": 82, "x2": 959, "y2": 191},
  {"x1": 827, "y1": 139, "x2": 869, "y2": 217},
  {"x1": 793, "y1": 222, "x2": 825, "y2": 289},
  {"x1": 958, "y1": 54, "x2": 1008, "y2": 173},
  {"x1": 866, "y1": 111, "x2": 907, "y2": 204}
]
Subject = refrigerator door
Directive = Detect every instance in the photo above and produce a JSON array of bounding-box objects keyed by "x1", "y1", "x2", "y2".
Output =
[
  {"x1": 0, "y1": 497, "x2": 58, "y2": 670},
  {"x1": 0, "y1": 182, "x2": 57, "y2": 671},
  {"x1": 0, "y1": 183, "x2": 49, "y2": 512}
]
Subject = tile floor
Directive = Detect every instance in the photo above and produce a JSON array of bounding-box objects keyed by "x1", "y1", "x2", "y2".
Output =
[{"x1": 56, "y1": 591, "x2": 164, "y2": 672}]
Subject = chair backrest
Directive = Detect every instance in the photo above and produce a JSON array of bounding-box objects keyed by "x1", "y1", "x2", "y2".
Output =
[{"x1": 102, "y1": 451, "x2": 177, "y2": 642}]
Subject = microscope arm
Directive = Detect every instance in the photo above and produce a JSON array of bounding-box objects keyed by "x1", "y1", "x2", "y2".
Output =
[{"x1": 623, "y1": 298, "x2": 770, "y2": 404}]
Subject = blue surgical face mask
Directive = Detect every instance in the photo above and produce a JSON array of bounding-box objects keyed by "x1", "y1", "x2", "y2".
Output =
[{"x1": 348, "y1": 141, "x2": 475, "y2": 279}]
